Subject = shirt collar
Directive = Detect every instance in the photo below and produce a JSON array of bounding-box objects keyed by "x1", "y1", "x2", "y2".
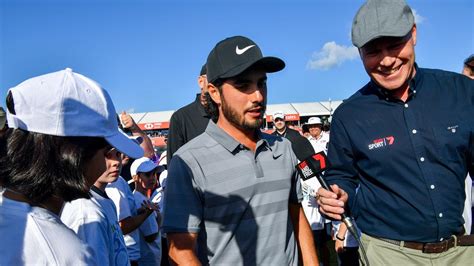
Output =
[
  {"x1": 205, "y1": 120, "x2": 278, "y2": 157},
  {"x1": 274, "y1": 128, "x2": 287, "y2": 137},
  {"x1": 91, "y1": 185, "x2": 109, "y2": 199}
]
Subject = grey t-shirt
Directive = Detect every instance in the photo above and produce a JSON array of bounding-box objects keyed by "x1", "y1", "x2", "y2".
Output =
[{"x1": 163, "y1": 121, "x2": 302, "y2": 265}]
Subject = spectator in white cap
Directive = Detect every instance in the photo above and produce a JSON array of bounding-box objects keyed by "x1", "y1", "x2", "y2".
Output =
[
  {"x1": 305, "y1": 117, "x2": 329, "y2": 154},
  {"x1": 0, "y1": 68, "x2": 143, "y2": 265},
  {"x1": 61, "y1": 140, "x2": 133, "y2": 265},
  {"x1": 297, "y1": 116, "x2": 333, "y2": 265},
  {"x1": 131, "y1": 157, "x2": 163, "y2": 266},
  {"x1": 271, "y1": 111, "x2": 315, "y2": 162},
  {"x1": 106, "y1": 135, "x2": 161, "y2": 265},
  {"x1": 318, "y1": 0, "x2": 474, "y2": 264}
]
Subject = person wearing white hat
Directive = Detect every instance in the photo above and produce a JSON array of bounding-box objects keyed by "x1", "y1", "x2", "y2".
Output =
[
  {"x1": 305, "y1": 117, "x2": 329, "y2": 154},
  {"x1": 131, "y1": 157, "x2": 163, "y2": 266},
  {"x1": 0, "y1": 68, "x2": 143, "y2": 265},
  {"x1": 106, "y1": 135, "x2": 158, "y2": 265},
  {"x1": 61, "y1": 145, "x2": 133, "y2": 265},
  {"x1": 271, "y1": 111, "x2": 315, "y2": 162}
]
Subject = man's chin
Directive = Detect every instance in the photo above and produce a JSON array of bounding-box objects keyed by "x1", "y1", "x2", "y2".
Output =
[{"x1": 243, "y1": 118, "x2": 263, "y2": 130}]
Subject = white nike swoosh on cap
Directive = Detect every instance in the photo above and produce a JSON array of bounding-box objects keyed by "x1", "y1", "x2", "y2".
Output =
[{"x1": 235, "y1": 45, "x2": 255, "y2": 55}]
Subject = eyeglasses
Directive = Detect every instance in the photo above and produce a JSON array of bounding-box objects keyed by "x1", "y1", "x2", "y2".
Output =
[{"x1": 105, "y1": 147, "x2": 122, "y2": 159}]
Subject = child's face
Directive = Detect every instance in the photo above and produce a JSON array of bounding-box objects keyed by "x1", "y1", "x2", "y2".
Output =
[
  {"x1": 137, "y1": 169, "x2": 157, "y2": 190},
  {"x1": 83, "y1": 146, "x2": 109, "y2": 188},
  {"x1": 96, "y1": 147, "x2": 123, "y2": 184}
]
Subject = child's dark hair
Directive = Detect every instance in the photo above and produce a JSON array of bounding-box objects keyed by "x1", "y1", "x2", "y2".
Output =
[{"x1": 0, "y1": 128, "x2": 108, "y2": 203}]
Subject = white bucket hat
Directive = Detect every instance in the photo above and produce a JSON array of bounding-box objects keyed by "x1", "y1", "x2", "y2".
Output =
[
  {"x1": 6, "y1": 68, "x2": 143, "y2": 159},
  {"x1": 306, "y1": 117, "x2": 322, "y2": 125}
]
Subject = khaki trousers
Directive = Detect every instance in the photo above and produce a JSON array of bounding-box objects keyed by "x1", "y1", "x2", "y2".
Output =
[{"x1": 359, "y1": 233, "x2": 474, "y2": 266}]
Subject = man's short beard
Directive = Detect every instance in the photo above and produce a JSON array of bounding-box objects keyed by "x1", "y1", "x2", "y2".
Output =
[{"x1": 221, "y1": 93, "x2": 265, "y2": 131}]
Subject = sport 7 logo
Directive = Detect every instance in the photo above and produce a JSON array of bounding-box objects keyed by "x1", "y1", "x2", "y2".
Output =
[{"x1": 368, "y1": 136, "x2": 394, "y2": 150}]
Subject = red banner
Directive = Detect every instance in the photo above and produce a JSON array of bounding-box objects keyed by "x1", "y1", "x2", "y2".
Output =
[
  {"x1": 137, "y1": 122, "x2": 170, "y2": 130},
  {"x1": 266, "y1": 114, "x2": 300, "y2": 122}
]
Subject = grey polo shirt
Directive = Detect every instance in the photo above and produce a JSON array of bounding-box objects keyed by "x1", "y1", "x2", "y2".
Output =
[{"x1": 163, "y1": 121, "x2": 303, "y2": 265}]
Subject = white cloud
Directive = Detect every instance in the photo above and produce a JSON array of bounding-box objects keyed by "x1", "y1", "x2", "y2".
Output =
[
  {"x1": 412, "y1": 9, "x2": 425, "y2": 24},
  {"x1": 307, "y1": 42, "x2": 359, "y2": 70}
]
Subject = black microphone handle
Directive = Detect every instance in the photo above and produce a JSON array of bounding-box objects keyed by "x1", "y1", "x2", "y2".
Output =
[
  {"x1": 315, "y1": 174, "x2": 350, "y2": 221},
  {"x1": 303, "y1": 154, "x2": 369, "y2": 265},
  {"x1": 315, "y1": 173, "x2": 359, "y2": 247}
]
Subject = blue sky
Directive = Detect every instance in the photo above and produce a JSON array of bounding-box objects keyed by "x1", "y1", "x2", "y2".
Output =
[{"x1": 1, "y1": 0, "x2": 472, "y2": 113}]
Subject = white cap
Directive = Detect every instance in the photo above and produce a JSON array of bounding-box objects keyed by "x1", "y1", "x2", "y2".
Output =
[
  {"x1": 131, "y1": 157, "x2": 159, "y2": 176},
  {"x1": 6, "y1": 68, "x2": 143, "y2": 159},
  {"x1": 306, "y1": 117, "x2": 322, "y2": 125},
  {"x1": 273, "y1": 111, "x2": 285, "y2": 121}
]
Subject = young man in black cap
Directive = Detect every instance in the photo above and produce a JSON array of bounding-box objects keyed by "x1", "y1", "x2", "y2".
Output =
[
  {"x1": 317, "y1": 0, "x2": 474, "y2": 264},
  {"x1": 167, "y1": 64, "x2": 211, "y2": 163},
  {"x1": 462, "y1": 54, "x2": 474, "y2": 79},
  {"x1": 163, "y1": 36, "x2": 318, "y2": 265}
]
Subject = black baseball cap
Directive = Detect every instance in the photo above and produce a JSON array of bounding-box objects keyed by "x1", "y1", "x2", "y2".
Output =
[{"x1": 206, "y1": 36, "x2": 285, "y2": 84}]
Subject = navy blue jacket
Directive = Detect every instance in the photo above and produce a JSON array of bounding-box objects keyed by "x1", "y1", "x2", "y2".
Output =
[{"x1": 324, "y1": 65, "x2": 474, "y2": 242}]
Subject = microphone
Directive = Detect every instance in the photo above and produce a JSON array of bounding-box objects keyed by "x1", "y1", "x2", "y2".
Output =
[
  {"x1": 290, "y1": 135, "x2": 316, "y2": 162},
  {"x1": 295, "y1": 152, "x2": 358, "y2": 242},
  {"x1": 296, "y1": 151, "x2": 370, "y2": 266}
]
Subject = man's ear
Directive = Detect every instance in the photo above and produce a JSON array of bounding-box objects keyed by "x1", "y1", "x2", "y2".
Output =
[
  {"x1": 411, "y1": 24, "x2": 417, "y2": 46},
  {"x1": 208, "y1": 83, "x2": 221, "y2": 105},
  {"x1": 198, "y1": 75, "x2": 206, "y2": 91}
]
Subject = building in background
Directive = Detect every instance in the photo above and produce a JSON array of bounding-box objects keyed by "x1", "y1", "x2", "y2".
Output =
[{"x1": 130, "y1": 100, "x2": 343, "y2": 151}]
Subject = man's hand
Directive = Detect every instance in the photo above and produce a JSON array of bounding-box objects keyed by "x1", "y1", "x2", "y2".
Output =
[
  {"x1": 316, "y1": 184, "x2": 348, "y2": 220},
  {"x1": 120, "y1": 111, "x2": 139, "y2": 131},
  {"x1": 167, "y1": 233, "x2": 201, "y2": 266},
  {"x1": 120, "y1": 110, "x2": 156, "y2": 158},
  {"x1": 137, "y1": 200, "x2": 158, "y2": 215},
  {"x1": 335, "y1": 238, "x2": 345, "y2": 253}
]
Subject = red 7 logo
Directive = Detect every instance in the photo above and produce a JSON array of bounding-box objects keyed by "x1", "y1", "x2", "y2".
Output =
[{"x1": 386, "y1": 136, "x2": 394, "y2": 145}]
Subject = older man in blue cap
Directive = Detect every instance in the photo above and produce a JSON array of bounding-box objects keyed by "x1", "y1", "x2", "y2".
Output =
[{"x1": 317, "y1": 0, "x2": 474, "y2": 264}]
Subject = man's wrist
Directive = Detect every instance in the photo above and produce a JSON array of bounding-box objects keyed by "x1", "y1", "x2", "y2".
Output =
[
  {"x1": 336, "y1": 234, "x2": 345, "y2": 241},
  {"x1": 128, "y1": 124, "x2": 140, "y2": 132}
]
